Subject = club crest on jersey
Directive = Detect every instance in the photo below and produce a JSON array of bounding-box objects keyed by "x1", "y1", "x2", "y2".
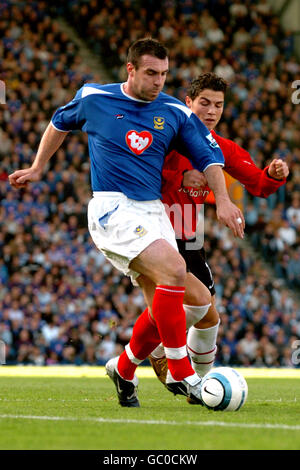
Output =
[
  {"x1": 126, "y1": 130, "x2": 153, "y2": 155},
  {"x1": 134, "y1": 225, "x2": 147, "y2": 237},
  {"x1": 153, "y1": 116, "x2": 165, "y2": 130},
  {"x1": 206, "y1": 133, "x2": 219, "y2": 148}
]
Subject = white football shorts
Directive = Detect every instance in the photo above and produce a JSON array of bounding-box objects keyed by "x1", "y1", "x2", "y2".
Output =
[{"x1": 87, "y1": 192, "x2": 178, "y2": 282}]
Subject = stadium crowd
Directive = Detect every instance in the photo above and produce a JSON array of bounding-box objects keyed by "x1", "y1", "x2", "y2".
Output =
[{"x1": 0, "y1": 0, "x2": 299, "y2": 368}]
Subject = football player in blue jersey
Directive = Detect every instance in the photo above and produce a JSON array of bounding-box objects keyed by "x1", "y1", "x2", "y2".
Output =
[{"x1": 9, "y1": 38, "x2": 244, "y2": 407}]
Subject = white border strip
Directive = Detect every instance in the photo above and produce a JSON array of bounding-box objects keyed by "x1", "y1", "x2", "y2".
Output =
[{"x1": 0, "y1": 414, "x2": 299, "y2": 431}]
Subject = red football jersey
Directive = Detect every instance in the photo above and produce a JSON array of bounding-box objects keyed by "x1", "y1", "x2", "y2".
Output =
[{"x1": 162, "y1": 130, "x2": 286, "y2": 239}]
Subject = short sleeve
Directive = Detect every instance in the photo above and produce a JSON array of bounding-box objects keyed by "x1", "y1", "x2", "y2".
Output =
[
  {"x1": 51, "y1": 88, "x2": 85, "y2": 132},
  {"x1": 179, "y1": 113, "x2": 224, "y2": 172}
]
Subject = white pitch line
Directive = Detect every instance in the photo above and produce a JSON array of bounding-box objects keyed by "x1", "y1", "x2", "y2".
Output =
[
  {"x1": 0, "y1": 398, "x2": 297, "y2": 403},
  {"x1": 0, "y1": 414, "x2": 299, "y2": 431}
]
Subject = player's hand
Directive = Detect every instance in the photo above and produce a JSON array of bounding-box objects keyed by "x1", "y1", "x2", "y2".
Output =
[
  {"x1": 182, "y1": 169, "x2": 207, "y2": 188},
  {"x1": 8, "y1": 167, "x2": 42, "y2": 189},
  {"x1": 268, "y1": 159, "x2": 289, "y2": 180},
  {"x1": 216, "y1": 198, "x2": 245, "y2": 239}
]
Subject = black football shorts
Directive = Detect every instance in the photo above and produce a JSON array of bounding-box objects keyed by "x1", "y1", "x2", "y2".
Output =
[{"x1": 177, "y1": 239, "x2": 215, "y2": 296}]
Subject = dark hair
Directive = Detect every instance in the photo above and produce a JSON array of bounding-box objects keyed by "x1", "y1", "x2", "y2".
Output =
[
  {"x1": 127, "y1": 38, "x2": 168, "y2": 69},
  {"x1": 187, "y1": 73, "x2": 228, "y2": 100}
]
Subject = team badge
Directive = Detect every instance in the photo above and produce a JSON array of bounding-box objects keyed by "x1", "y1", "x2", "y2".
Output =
[
  {"x1": 206, "y1": 133, "x2": 219, "y2": 148},
  {"x1": 126, "y1": 130, "x2": 153, "y2": 155},
  {"x1": 153, "y1": 116, "x2": 165, "y2": 130},
  {"x1": 134, "y1": 225, "x2": 147, "y2": 237}
]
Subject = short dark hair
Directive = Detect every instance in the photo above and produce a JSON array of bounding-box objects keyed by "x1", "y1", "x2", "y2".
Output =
[
  {"x1": 127, "y1": 38, "x2": 168, "y2": 69},
  {"x1": 187, "y1": 73, "x2": 228, "y2": 100}
]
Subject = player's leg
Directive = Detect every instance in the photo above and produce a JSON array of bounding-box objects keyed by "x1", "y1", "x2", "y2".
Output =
[
  {"x1": 187, "y1": 295, "x2": 219, "y2": 377},
  {"x1": 118, "y1": 273, "x2": 209, "y2": 385},
  {"x1": 176, "y1": 243, "x2": 220, "y2": 377},
  {"x1": 116, "y1": 268, "x2": 212, "y2": 403},
  {"x1": 117, "y1": 276, "x2": 162, "y2": 381},
  {"x1": 108, "y1": 241, "x2": 205, "y2": 405},
  {"x1": 149, "y1": 272, "x2": 212, "y2": 383},
  {"x1": 89, "y1": 196, "x2": 203, "y2": 405},
  {"x1": 129, "y1": 239, "x2": 200, "y2": 383},
  {"x1": 107, "y1": 239, "x2": 194, "y2": 406},
  {"x1": 149, "y1": 243, "x2": 219, "y2": 388}
]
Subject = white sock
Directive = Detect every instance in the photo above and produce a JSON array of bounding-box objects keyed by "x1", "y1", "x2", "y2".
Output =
[
  {"x1": 150, "y1": 304, "x2": 211, "y2": 359},
  {"x1": 183, "y1": 304, "x2": 211, "y2": 329},
  {"x1": 150, "y1": 342, "x2": 165, "y2": 359},
  {"x1": 187, "y1": 321, "x2": 220, "y2": 377}
]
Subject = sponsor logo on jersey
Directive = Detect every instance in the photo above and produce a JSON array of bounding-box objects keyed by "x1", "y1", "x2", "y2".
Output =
[
  {"x1": 153, "y1": 116, "x2": 165, "y2": 130},
  {"x1": 126, "y1": 130, "x2": 153, "y2": 155},
  {"x1": 134, "y1": 225, "x2": 147, "y2": 237},
  {"x1": 206, "y1": 133, "x2": 219, "y2": 148},
  {"x1": 178, "y1": 187, "x2": 210, "y2": 198},
  {"x1": 115, "y1": 114, "x2": 124, "y2": 119}
]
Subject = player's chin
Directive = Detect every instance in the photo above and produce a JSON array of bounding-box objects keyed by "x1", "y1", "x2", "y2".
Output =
[
  {"x1": 148, "y1": 90, "x2": 161, "y2": 100},
  {"x1": 204, "y1": 119, "x2": 216, "y2": 128}
]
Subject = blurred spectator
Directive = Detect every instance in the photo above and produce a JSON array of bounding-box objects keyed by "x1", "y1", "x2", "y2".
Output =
[{"x1": 237, "y1": 330, "x2": 259, "y2": 364}]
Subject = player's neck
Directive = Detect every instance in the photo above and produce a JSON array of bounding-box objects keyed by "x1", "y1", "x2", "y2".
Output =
[
  {"x1": 122, "y1": 82, "x2": 151, "y2": 103},
  {"x1": 123, "y1": 82, "x2": 137, "y2": 100}
]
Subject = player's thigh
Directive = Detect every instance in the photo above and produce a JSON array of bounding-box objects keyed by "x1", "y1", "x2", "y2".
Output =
[
  {"x1": 178, "y1": 243, "x2": 215, "y2": 296},
  {"x1": 184, "y1": 272, "x2": 211, "y2": 306},
  {"x1": 129, "y1": 238, "x2": 186, "y2": 286},
  {"x1": 137, "y1": 274, "x2": 156, "y2": 310}
]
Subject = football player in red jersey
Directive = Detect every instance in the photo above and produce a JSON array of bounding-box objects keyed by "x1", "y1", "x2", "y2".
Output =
[{"x1": 149, "y1": 72, "x2": 289, "y2": 392}]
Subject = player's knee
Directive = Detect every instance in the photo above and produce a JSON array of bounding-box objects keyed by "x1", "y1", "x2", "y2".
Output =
[
  {"x1": 185, "y1": 285, "x2": 211, "y2": 307},
  {"x1": 194, "y1": 304, "x2": 219, "y2": 329},
  {"x1": 168, "y1": 258, "x2": 186, "y2": 286}
]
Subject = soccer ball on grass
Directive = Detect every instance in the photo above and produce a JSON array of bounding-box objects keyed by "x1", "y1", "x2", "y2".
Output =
[{"x1": 200, "y1": 367, "x2": 248, "y2": 411}]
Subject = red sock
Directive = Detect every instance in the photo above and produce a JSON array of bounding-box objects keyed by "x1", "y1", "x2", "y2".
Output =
[
  {"x1": 152, "y1": 285, "x2": 195, "y2": 381},
  {"x1": 117, "y1": 308, "x2": 161, "y2": 380}
]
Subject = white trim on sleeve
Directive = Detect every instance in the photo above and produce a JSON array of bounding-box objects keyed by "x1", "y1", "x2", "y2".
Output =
[
  {"x1": 202, "y1": 162, "x2": 224, "y2": 172},
  {"x1": 50, "y1": 121, "x2": 69, "y2": 133}
]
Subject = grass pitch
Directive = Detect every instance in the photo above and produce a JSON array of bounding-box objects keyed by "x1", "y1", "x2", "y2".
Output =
[{"x1": 0, "y1": 367, "x2": 299, "y2": 450}]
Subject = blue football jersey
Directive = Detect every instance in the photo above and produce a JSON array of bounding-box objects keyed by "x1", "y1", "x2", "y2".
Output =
[{"x1": 51, "y1": 83, "x2": 224, "y2": 201}]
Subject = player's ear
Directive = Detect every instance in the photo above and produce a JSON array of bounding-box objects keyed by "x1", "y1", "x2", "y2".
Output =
[
  {"x1": 126, "y1": 62, "x2": 135, "y2": 76},
  {"x1": 185, "y1": 96, "x2": 192, "y2": 109}
]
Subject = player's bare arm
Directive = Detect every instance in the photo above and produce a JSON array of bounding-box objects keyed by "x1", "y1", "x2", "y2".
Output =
[
  {"x1": 268, "y1": 159, "x2": 289, "y2": 180},
  {"x1": 9, "y1": 123, "x2": 68, "y2": 189},
  {"x1": 204, "y1": 165, "x2": 245, "y2": 239}
]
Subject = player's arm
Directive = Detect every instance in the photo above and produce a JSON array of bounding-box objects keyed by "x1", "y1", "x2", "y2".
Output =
[
  {"x1": 215, "y1": 133, "x2": 288, "y2": 198},
  {"x1": 204, "y1": 164, "x2": 244, "y2": 238},
  {"x1": 229, "y1": 152, "x2": 288, "y2": 198},
  {"x1": 178, "y1": 115, "x2": 244, "y2": 238},
  {"x1": 9, "y1": 88, "x2": 85, "y2": 189},
  {"x1": 9, "y1": 123, "x2": 68, "y2": 189}
]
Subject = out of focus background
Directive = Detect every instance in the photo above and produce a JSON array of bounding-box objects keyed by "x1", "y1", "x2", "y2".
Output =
[{"x1": 0, "y1": 0, "x2": 299, "y2": 368}]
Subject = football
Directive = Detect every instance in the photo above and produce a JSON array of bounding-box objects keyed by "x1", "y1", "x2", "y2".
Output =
[{"x1": 200, "y1": 367, "x2": 248, "y2": 411}]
